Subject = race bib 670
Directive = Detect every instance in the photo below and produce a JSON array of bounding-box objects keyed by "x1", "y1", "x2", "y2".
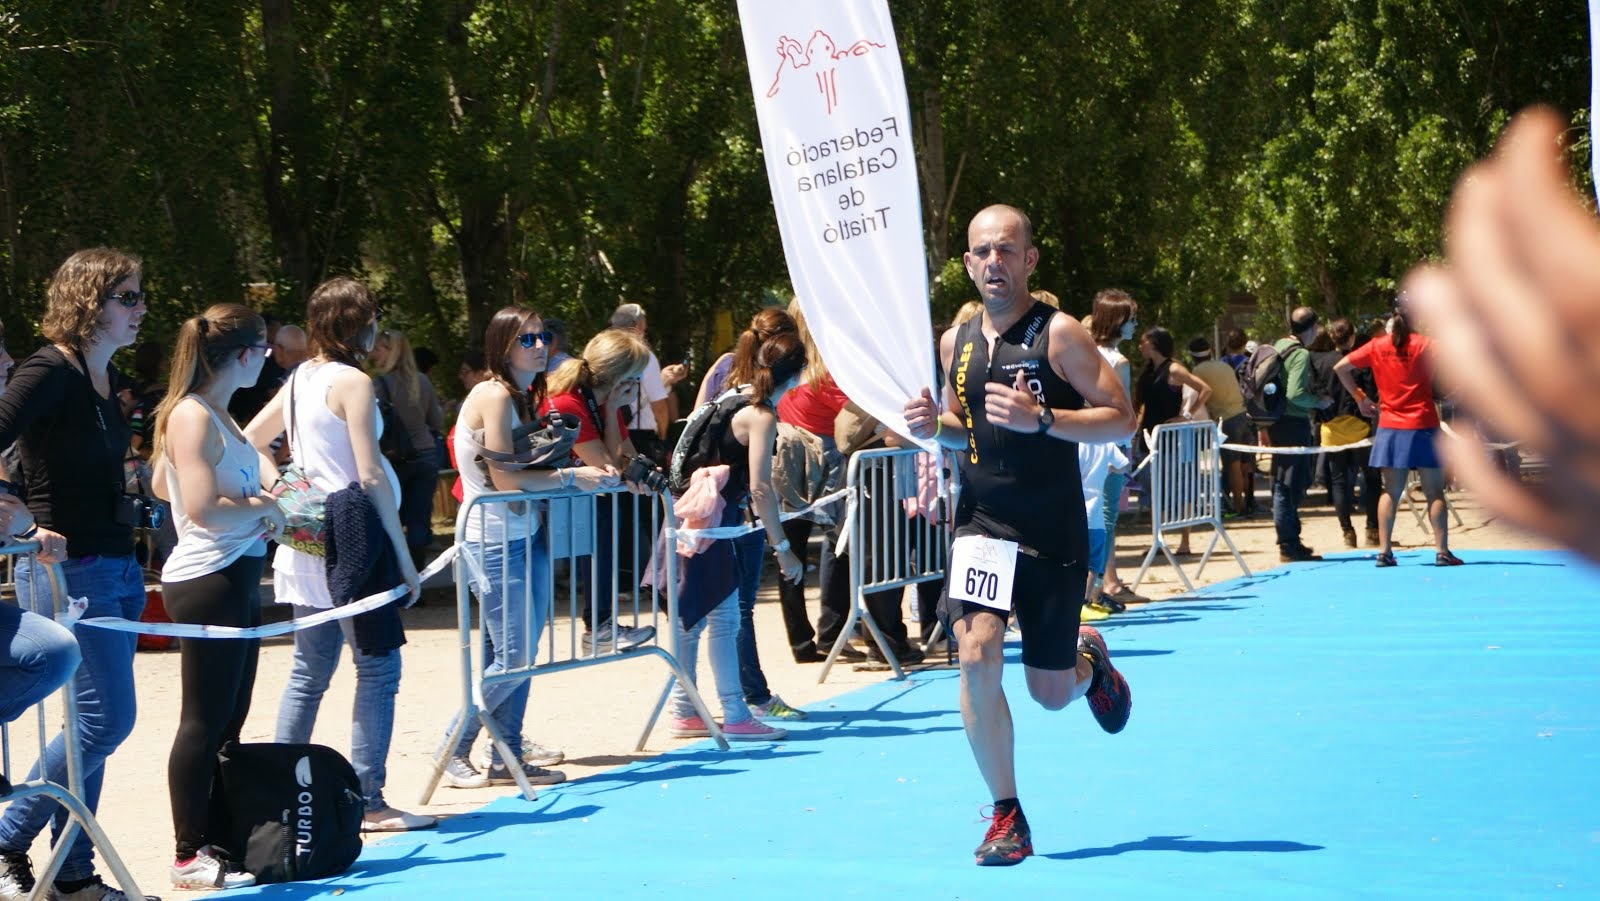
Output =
[{"x1": 948, "y1": 534, "x2": 1019, "y2": 612}]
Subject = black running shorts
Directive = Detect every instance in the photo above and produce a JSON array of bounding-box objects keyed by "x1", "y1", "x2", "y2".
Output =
[{"x1": 938, "y1": 545, "x2": 1086, "y2": 671}]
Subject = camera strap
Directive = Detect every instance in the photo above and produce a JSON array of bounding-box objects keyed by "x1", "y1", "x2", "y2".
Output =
[{"x1": 578, "y1": 385, "x2": 606, "y2": 437}]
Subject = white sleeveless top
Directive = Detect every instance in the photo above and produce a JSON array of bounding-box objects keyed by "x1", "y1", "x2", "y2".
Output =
[
  {"x1": 1098, "y1": 345, "x2": 1132, "y2": 450},
  {"x1": 272, "y1": 361, "x2": 402, "y2": 608},
  {"x1": 453, "y1": 382, "x2": 536, "y2": 545},
  {"x1": 159, "y1": 396, "x2": 268, "y2": 584}
]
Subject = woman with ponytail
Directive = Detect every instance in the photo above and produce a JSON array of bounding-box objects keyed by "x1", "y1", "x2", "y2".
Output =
[
  {"x1": 691, "y1": 308, "x2": 805, "y2": 718},
  {"x1": 668, "y1": 329, "x2": 807, "y2": 742},
  {"x1": 537, "y1": 328, "x2": 657, "y2": 652},
  {"x1": 1334, "y1": 301, "x2": 1461, "y2": 567},
  {"x1": 151, "y1": 304, "x2": 283, "y2": 890}
]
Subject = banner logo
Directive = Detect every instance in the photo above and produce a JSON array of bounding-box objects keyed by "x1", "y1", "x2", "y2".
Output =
[{"x1": 764, "y1": 30, "x2": 888, "y2": 115}]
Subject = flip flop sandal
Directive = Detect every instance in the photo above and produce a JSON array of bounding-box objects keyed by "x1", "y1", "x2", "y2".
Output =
[
  {"x1": 1375, "y1": 551, "x2": 1397, "y2": 568},
  {"x1": 1435, "y1": 551, "x2": 1465, "y2": 567}
]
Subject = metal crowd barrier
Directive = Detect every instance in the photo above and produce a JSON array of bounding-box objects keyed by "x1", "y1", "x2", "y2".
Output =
[
  {"x1": 420, "y1": 486, "x2": 725, "y2": 805},
  {"x1": 1132, "y1": 421, "x2": 1251, "y2": 592},
  {"x1": 0, "y1": 540, "x2": 146, "y2": 901},
  {"x1": 820, "y1": 447, "x2": 958, "y2": 683}
]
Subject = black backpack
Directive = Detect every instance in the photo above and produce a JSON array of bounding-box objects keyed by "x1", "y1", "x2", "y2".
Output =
[
  {"x1": 218, "y1": 742, "x2": 364, "y2": 884},
  {"x1": 668, "y1": 388, "x2": 748, "y2": 495},
  {"x1": 1238, "y1": 340, "x2": 1301, "y2": 426}
]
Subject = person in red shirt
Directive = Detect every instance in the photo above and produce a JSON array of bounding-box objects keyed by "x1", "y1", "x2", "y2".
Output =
[
  {"x1": 539, "y1": 328, "x2": 658, "y2": 651},
  {"x1": 1335, "y1": 305, "x2": 1462, "y2": 567}
]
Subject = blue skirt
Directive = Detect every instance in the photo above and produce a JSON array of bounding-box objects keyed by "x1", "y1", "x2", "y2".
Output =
[{"x1": 1369, "y1": 426, "x2": 1440, "y2": 469}]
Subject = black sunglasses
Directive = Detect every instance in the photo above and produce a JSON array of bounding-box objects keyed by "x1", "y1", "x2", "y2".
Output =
[
  {"x1": 105, "y1": 290, "x2": 146, "y2": 308},
  {"x1": 518, "y1": 331, "x2": 554, "y2": 348}
]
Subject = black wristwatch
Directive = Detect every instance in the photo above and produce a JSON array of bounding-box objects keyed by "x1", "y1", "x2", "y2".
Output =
[{"x1": 1035, "y1": 406, "x2": 1054, "y2": 434}]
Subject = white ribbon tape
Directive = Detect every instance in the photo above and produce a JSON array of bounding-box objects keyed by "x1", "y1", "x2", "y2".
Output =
[
  {"x1": 671, "y1": 486, "x2": 853, "y2": 542},
  {"x1": 75, "y1": 546, "x2": 459, "y2": 640}
]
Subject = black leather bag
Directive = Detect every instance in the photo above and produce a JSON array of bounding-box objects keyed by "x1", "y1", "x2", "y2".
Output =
[{"x1": 471, "y1": 411, "x2": 580, "y2": 475}]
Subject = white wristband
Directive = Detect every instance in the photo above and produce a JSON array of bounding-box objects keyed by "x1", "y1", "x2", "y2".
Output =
[
  {"x1": 558, "y1": 468, "x2": 575, "y2": 490},
  {"x1": 771, "y1": 539, "x2": 791, "y2": 555}
]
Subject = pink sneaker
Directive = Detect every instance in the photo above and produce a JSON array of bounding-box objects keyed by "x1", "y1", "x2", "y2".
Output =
[
  {"x1": 670, "y1": 716, "x2": 712, "y2": 738},
  {"x1": 721, "y1": 718, "x2": 788, "y2": 741}
]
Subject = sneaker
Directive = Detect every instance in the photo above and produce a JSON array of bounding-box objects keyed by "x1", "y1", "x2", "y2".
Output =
[
  {"x1": 582, "y1": 620, "x2": 656, "y2": 653},
  {"x1": 721, "y1": 718, "x2": 787, "y2": 741},
  {"x1": 1365, "y1": 527, "x2": 1381, "y2": 547},
  {"x1": 867, "y1": 644, "x2": 926, "y2": 666},
  {"x1": 1078, "y1": 626, "x2": 1132, "y2": 734},
  {"x1": 750, "y1": 695, "x2": 808, "y2": 720},
  {"x1": 172, "y1": 849, "x2": 256, "y2": 890},
  {"x1": 443, "y1": 755, "x2": 490, "y2": 789},
  {"x1": 826, "y1": 643, "x2": 867, "y2": 663},
  {"x1": 1081, "y1": 603, "x2": 1111, "y2": 622},
  {"x1": 46, "y1": 875, "x2": 144, "y2": 901},
  {"x1": 0, "y1": 852, "x2": 35, "y2": 901},
  {"x1": 974, "y1": 801, "x2": 1033, "y2": 866},
  {"x1": 474, "y1": 739, "x2": 564, "y2": 769},
  {"x1": 670, "y1": 716, "x2": 712, "y2": 738},
  {"x1": 1278, "y1": 545, "x2": 1322, "y2": 563},
  {"x1": 1343, "y1": 527, "x2": 1358, "y2": 548},
  {"x1": 484, "y1": 760, "x2": 566, "y2": 786}
]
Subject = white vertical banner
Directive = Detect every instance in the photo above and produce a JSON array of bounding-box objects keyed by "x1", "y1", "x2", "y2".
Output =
[
  {"x1": 1592, "y1": 0, "x2": 1600, "y2": 202},
  {"x1": 737, "y1": 1, "x2": 936, "y2": 452}
]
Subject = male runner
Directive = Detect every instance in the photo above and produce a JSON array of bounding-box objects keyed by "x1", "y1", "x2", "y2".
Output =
[{"x1": 903, "y1": 205, "x2": 1136, "y2": 866}]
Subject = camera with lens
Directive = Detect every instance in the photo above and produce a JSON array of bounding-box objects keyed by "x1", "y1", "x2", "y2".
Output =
[
  {"x1": 622, "y1": 454, "x2": 669, "y2": 494},
  {"x1": 114, "y1": 493, "x2": 169, "y2": 532}
]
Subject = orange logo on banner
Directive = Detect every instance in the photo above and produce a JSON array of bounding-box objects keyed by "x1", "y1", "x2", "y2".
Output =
[{"x1": 764, "y1": 29, "x2": 887, "y2": 115}]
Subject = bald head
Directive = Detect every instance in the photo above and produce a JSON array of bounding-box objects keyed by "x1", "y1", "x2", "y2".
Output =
[
  {"x1": 968, "y1": 204, "x2": 1033, "y2": 249},
  {"x1": 274, "y1": 324, "x2": 308, "y2": 367}
]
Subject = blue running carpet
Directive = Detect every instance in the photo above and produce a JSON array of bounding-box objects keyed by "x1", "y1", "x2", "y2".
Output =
[{"x1": 236, "y1": 549, "x2": 1600, "y2": 899}]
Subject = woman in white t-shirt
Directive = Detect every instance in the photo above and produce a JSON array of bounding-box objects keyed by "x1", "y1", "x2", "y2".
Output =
[
  {"x1": 244, "y1": 278, "x2": 429, "y2": 834},
  {"x1": 441, "y1": 306, "x2": 616, "y2": 789},
  {"x1": 152, "y1": 303, "x2": 284, "y2": 891}
]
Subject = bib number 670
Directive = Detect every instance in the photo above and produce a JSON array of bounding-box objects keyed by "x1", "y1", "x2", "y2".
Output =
[{"x1": 964, "y1": 567, "x2": 1000, "y2": 602}]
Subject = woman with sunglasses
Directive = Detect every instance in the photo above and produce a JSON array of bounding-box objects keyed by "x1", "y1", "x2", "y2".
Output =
[
  {"x1": 149, "y1": 304, "x2": 284, "y2": 890},
  {"x1": 244, "y1": 277, "x2": 431, "y2": 833},
  {"x1": 442, "y1": 307, "x2": 617, "y2": 789},
  {"x1": 0, "y1": 249, "x2": 153, "y2": 901},
  {"x1": 538, "y1": 327, "x2": 657, "y2": 654}
]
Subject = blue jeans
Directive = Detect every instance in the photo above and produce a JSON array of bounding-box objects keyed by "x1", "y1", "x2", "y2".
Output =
[
  {"x1": 0, "y1": 600, "x2": 80, "y2": 725},
  {"x1": 393, "y1": 447, "x2": 440, "y2": 559},
  {"x1": 1268, "y1": 416, "x2": 1314, "y2": 550},
  {"x1": 275, "y1": 606, "x2": 403, "y2": 812},
  {"x1": 731, "y1": 530, "x2": 770, "y2": 706},
  {"x1": 448, "y1": 538, "x2": 550, "y2": 764},
  {"x1": 671, "y1": 589, "x2": 750, "y2": 724},
  {"x1": 0, "y1": 555, "x2": 142, "y2": 881}
]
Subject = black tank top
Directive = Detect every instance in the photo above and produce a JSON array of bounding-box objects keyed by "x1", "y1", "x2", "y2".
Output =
[
  {"x1": 1137, "y1": 358, "x2": 1181, "y2": 432},
  {"x1": 948, "y1": 302, "x2": 1087, "y2": 563}
]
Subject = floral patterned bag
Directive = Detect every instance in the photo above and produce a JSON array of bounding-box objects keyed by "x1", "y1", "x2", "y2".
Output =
[{"x1": 269, "y1": 370, "x2": 329, "y2": 556}]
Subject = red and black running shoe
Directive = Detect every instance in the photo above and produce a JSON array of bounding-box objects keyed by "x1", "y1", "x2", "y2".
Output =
[
  {"x1": 974, "y1": 801, "x2": 1033, "y2": 866},
  {"x1": 1079, "y1": 626, "x2": 1132, "y2": 734}
]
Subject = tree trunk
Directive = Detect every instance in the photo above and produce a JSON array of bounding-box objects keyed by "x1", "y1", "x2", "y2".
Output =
[{"x1": 257, "y1": 0, "x2": 316, "y2": 302}]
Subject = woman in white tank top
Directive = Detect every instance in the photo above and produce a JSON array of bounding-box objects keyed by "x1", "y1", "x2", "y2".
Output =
[
  {"x1": 150, "y1": 303, "x2": 284, "y2": 890},
  {"x1": 243, "y1": 278, "x2": 431, "y2": 834},
  {"x1": 439, "y1": 306, "x2": 617, "y2": 789}
]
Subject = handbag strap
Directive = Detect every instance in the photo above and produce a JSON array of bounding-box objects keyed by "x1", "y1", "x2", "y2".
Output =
[{"x1": 286, "y1": 367, "x2": 301, "y2": 461}]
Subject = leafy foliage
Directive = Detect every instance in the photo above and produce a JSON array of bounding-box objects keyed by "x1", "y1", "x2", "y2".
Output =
[{"x1": 0, "y1": 0, "x2": 1585, "y2": 375}]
